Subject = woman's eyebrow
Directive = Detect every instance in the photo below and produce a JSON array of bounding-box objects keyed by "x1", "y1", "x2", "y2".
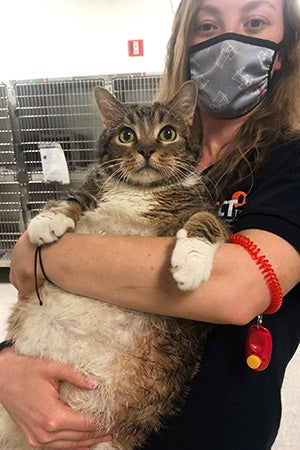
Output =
[
  {"x1": 198, "y1": 1, "x2": 277, "y2": 16},
  {"x1": 241, "y1": 0, "x2": 277, "y2": 14},
  {"x1": 197, "y1": 5, "x2": 222, "y2": 19}
]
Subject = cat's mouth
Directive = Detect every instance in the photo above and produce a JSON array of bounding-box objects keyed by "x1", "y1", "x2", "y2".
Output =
[
  {"x1": 137, "y1": 163, "x2": 159, "y2": 174},
  {"x1": 136, "y1": 165, "x2": 161, "y2": 178},
  {"x1": 126, "y1": 161, "x2": 165, "y2": 186}
]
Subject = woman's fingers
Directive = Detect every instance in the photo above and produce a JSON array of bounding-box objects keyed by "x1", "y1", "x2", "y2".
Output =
[
  {"x1": 0, "y1": 350, "x2": 113, "y2": 448},
  {"x1": 26, "y1": 429, "x2": 113, "y2": 449}
]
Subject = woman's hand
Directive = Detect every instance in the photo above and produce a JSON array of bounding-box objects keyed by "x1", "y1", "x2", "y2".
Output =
[
  {"x1": 9, "y1": 232, "x2": 43, "y2": 299},
  {"x1": 0, "y1": 349, "x2": 113, "y2": 449}
]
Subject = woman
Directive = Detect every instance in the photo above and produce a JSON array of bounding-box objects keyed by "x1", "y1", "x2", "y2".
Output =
[{"x1": 1, "y1": 0, "x2": 300, "y2": 449}]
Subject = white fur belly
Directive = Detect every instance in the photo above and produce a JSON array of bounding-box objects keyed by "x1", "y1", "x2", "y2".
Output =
[
  {"x1": 14, "y1": 283, "x2": 152, "y2": 378},
  {"x1": 76, "y1": 188, "x2": 155, "y2": 236}
]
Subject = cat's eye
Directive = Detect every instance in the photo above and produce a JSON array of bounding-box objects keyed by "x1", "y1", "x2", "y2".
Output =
[
  {"x1": 119, "y1": 127, "x2": 136, "y2": 143},
  {"x1": 158, "y1": 126, "x2": 177, "y2": 142}
]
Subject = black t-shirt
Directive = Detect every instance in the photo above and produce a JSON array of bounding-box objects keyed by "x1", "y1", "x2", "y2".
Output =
[{"x1": 140, "y1": 139, "x2": 300, "y2": 450}]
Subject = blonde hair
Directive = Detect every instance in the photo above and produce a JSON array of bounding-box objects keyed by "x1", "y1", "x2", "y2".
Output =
[{"x1": 157, "y1": 0, "x2": 300, "y2": 201}]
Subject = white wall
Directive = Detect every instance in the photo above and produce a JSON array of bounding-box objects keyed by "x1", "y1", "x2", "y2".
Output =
[{"x1": 1, "y1": 0, "x2": 181, "y2": 82}]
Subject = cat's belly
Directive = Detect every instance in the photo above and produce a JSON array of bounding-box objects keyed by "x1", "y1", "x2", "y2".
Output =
[
  {"x1": 76, "y1": 189, "x2": 155, "y2": 236},
  {"x1": 10, "y1": 282, "x2": 164, "y2": 376},
  {"x1": 6, "y1": 238, "x2": 202, "y2": 444}
]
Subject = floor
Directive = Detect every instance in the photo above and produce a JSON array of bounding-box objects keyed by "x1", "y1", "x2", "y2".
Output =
[{"x1": 0, "y1": 268, "x2": 299, "y2": 449}]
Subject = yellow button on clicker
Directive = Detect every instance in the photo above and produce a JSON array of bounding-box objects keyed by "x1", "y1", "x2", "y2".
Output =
[{"x1": 247, "y1": 354, "x2": 262, "y2": 370}]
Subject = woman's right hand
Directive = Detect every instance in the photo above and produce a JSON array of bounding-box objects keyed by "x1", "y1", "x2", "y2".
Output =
[
  {"x1": 0, "y1": 348, "x2": 113, "y2": 449},
  {"x1": 9, "y1": 232, "x2": 43, "y2": 299}
]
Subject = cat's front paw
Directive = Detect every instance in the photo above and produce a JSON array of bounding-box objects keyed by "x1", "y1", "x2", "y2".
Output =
[
  {"x1": 171, "y1": 229, "x2": 219, "y2": 291},
  {"x1": 28, "y1": 212, "x2": 75, "y2": 245}
]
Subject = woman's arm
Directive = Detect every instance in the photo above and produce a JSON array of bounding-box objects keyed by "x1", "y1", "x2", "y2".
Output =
[{"x1": 10, "y1": 229, "x2": 300, "y2": 325}]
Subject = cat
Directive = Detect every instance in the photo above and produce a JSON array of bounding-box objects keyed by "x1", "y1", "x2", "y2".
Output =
[{"x1": 0, "y1": 80, "x2": 227, "y2": 450}]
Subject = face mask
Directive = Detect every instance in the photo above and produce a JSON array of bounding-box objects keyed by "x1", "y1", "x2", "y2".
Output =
[{"x1": 189, "y1": 33, "x2": 280, "y2": 119}]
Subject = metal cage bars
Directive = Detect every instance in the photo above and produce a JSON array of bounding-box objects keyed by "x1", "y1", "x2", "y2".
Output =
[{"x1": 0, "y1": 83, "x2": 25, "y2": 264}]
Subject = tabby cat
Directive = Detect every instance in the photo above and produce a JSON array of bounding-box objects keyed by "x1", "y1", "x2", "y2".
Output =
[{"x1": 0, "y1": 80, "x2": 227, "y2": 450}]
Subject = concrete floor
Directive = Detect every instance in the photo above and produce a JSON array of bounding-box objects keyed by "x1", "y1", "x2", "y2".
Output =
[{"x1": 0, "y1": 268, "x2": 299, "y2": 449}]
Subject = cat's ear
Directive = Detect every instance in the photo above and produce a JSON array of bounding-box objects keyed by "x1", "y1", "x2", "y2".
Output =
[
  {"x1": 94, "y1": 87, "x2": 125, "y2": 128},
  {"x1": 167, "y1": 80, "x2": 198, "y2": 126}
]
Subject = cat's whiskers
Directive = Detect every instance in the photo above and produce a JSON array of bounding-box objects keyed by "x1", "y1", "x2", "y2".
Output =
[
  {"x1": 166, "y1": 160, "x2": 197, "y2": 182},
  {"x1": 104, "y1": 161, "x2": 142, "y2": 189},
  {"x1": 157, "y1": 160, "x2": 215, "y2": 203},
  {"x1": 97, "y1": 156, "x2": 213, "y2": 200},
  {"x1": 102, "y1": 168, "x2": 126, "y2": 189},
  {"x1": 96, "y1": 158, "x2": 127, "y2": 187},
  {"x1": 174, "y1": 161, "x2": 215, "y2": 202},
  {"x1": 97, "y1": 157, "x2": 123, "y2": 172}
]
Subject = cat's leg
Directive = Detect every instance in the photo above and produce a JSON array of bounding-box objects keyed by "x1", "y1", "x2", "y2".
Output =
[
  {"x1": 28, "y1": 210, "x2": 75, "y2": 245},
  {"x1": 27, "y1": 189, "x2": 94, "y2": 245},
  {"x1": 28, "y1": 194, "x2": 89, "y2": 245},
  {"x1": 171, "y1": 212, "x2": 227, "y2": 290}
]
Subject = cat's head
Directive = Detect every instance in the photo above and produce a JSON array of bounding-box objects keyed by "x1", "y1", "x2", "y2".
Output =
[{"x1": 94, "y1": 80, "x2": 200, "y2": 188}]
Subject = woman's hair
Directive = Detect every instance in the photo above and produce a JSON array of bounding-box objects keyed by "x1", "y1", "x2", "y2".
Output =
[{"x1": 157, "y1": 0, "x2": 300, "y2": 201}]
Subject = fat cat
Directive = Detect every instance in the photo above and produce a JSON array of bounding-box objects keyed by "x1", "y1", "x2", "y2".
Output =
[{"x1": 0, "y1": 80, "x2": 227, "y2": 450}]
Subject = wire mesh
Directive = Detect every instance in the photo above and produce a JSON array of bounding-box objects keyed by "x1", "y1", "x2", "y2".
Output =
[
  {"x1": 0, "y1": 181, "x2": 25, "y2": 264},
  {"x1": 26, "y1": 176, "x2": 83, "y2": 218},
  {"x1": 0, "y1": 84, "x2": 16, "y2": 174},
  {"x1": 15, "y1": 77, "x2": 105, "y2": 174},
  {"x1": 14, "y1": 77, "x2": 105, "y2": 221},
  {"x1": 0, "y1": 83, "x2": 24, "y2": 264},
  {"x1": 112, "y1": 75, "x2": 161, "y2": 104}
]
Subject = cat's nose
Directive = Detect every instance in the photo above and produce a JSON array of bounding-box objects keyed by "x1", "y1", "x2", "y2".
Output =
[{"x1": 137, "y1": 148, "x2": 156, "y2": 159}]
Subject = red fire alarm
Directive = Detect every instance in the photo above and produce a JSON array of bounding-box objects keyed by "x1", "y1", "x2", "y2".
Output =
[{"x1": 128, "y1": 40, "x2": 144, "y2": 57}]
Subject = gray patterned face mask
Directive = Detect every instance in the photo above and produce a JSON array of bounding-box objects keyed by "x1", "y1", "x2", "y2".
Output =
[{"x1": 189, "y1": 33, "x2": 280, "y2": 119}]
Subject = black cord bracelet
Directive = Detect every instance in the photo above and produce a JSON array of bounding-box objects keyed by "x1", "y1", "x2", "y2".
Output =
[
  {"x1": 0, "y1": 340, "x2": 15, "y2": 352},
  {"x1": 34, "y1": 246, "x2": 53, "y2": 306},
  {"x1": 37, "y1": 246, "x2": 52, "y2": 283},
  {"x1": 34, "y1": 246, "x2": 43, "y2": 306}
]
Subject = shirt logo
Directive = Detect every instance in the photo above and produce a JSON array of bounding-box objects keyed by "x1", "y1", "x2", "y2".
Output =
[{"x1": 219, "y1": 191, "x2": 247, "y2": 223}]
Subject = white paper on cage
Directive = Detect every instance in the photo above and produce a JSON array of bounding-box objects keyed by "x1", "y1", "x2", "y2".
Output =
[{"x1": 39, "y1": 143, "x2": 70, "y2": 185}]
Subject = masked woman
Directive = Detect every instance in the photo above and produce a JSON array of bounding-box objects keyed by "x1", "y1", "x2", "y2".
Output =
[{"x1": 2, "y1": 1, "x2": 300, "y2": 449}]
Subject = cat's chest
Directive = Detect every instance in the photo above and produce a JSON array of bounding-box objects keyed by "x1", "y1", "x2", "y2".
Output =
[{"x1": 76, "y1": 188, "x2": 156, "y2": 236}]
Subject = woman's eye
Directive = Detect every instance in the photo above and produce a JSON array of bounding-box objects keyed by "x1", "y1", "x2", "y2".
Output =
[
  {"x1": 119, "y1": 128, "x2": 136, "y2": 143},
  {"x1": 193, "y1": 21, "x2": 218, "y2": 38},
  {"x1": 158, "y1": 126, "x2": 177, "y2": 142},
  {"x1": 197, "y1": 22, "x2": 217, "y2": 33},
  {"x1": 245, "y1": 18, "x2": 266, "y2": 31}
]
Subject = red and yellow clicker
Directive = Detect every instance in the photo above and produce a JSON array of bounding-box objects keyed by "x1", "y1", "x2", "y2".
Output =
[{"x1": 245, "y1": 323, "x2": 273, "y2": 371}]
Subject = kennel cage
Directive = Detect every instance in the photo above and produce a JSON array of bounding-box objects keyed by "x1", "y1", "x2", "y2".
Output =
[
  {"x1": 0, "y1": 83, "x2": 25, "y2": 265},
  {"x1": 14, "y1": 77, "x2": 106, "y2": 218},
  {"x1": 0, "y1": 73, "x2": 161, "y2": 266}
]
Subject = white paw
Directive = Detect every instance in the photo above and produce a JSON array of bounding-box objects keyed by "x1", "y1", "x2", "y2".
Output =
[
  {"x1": 171, "y1": 229, "x2": 219, "y2": 291},
  {"x1": 28, "y1": 212, "x2": 75, "y2": 245}
]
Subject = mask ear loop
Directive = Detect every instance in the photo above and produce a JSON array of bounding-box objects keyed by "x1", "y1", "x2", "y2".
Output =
[{"x1": 229, "y1": 234, "x2": 283, "y2": 371}]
